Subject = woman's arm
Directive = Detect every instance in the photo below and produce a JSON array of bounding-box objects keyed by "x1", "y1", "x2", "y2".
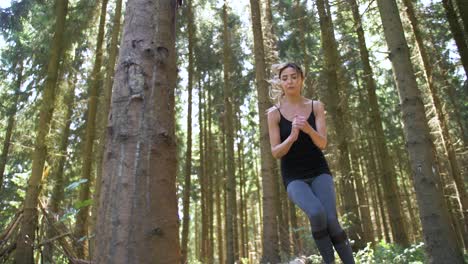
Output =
[
  {"x1": 296, "y1": 101, "x2": 328, "y2": 150},
  {"x1": 267, "y1": 108, "x2": 299, "y2": 159}
]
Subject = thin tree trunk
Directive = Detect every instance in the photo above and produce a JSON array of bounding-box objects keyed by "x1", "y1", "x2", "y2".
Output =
[
  {"x1": 43, "y1": 74, "x2": 77, "y2": 262},
  {"x1": 222, "y1": 2, "x2": 237, "y2": 263},
  {"x1": 206, "y1": 85, "x2": 214, "y2": 263},
  {"x1": 315, "y1": 0, "x2": 365, "y2": 248},
  {"x1": 249, "y1": 0, "x2": 281, "y2": 262},
  {"x1": 74, "y1": 0, "x2": 108, "y2": 258},
  {"x1": 348, "y1": 0, "x2": 410, "y2": 246},
  {"x1": 208, "y1": 88, "x2": 216, "y2": 264},
  {"x1": 0, "y1": 62, "x2": 23, "y2": 191},
  {"x1": 262, "y1": 0, "x2": 279, "y2": 73},
  {"x1": 354, "y1": 69, "x2": 375, "y2": 245},
  {"x1": 93, "y1": 1, "x2": 180, "y2": 263},
  {"x1": 181, "y1": 2, "x2": 195, "y2": 262},
  {"x1": 91, "y1": 0, "x2": 123, "y2": 254},
  {"x1": 454, "y1": 0, "x2": 468, "y2": 36},
  {"x1": 442, "y1": 0, "x2": 468, "y2": 77},
  {"x1": 199, "y1": 78, "x2": 207, "y2": 262},
  {"x1": 364, "y1": 136, "x2": 383, "y2": 242},
  {"x1": 375, "y1": 0, "x2": 464, "y2": 260},
  {"x1": 295, "y1": 0, "x2": 314, "y2": 98},
  {"x1": 216, "y1": 133, "x2": 224, "y2": 264},
  {"x1": 14, "y1": 1, "x2": 68, "y2": 263}
]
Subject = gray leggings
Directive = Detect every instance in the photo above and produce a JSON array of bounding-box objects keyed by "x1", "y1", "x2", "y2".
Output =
[{"x1": 287, "y1": 173, "x2": 355, "y2": 264}]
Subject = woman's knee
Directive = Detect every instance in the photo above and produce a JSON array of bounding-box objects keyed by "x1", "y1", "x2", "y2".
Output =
[
  {"x1": 308, "y1": 207, "x2": 327, "y2": 230},
  {"x1": 326, "y1": 216, "x2": 343, "y2": 235}
]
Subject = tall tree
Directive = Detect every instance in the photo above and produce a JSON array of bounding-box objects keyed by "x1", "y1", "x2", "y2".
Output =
[
  {"x1": 93, "y1": 0, "x2": 180, "y2": 262},
  {"x1": 0, "y1": 61, "x2": 22, "y2": 192},
  {"x1": 375, "y1": 0, "x2": 464, "y2": 261},
  {"x1": 222, "y1": 2, "x2": 237, "y2": 263},
  {"x1": 314, "y1": 0, "x2": 367, "y2": 248},
  {"x1": 453, "y1": 0, "x2": 468, "y2": 42},
  {"x1": 181, "y1": 0, "x2": 195, "y2": 262},
  {"x1": 43, "y1": 70, "x2": 77, "y2": 262},
  {"x1": 14, "y1": 0, "x2": 68, "y2": 262},
  {"x1": 249, "y1": 0, "x2": 281, "y2": 262},
  {"x1": 347, "y1": 0, "x2": 409, "y2": 246},
  {"x1": 402, "y1": 0, "x2": 468, "y2": 247},
  {"x1": 442, "y1": 0, "x2": 468, "y2": 77},
  {"x1": 74, "y1": 0, "x2": 108, "y2": 258},
  {"x1": 92, "y1": 0, "x2": 123, "y2": 251}
]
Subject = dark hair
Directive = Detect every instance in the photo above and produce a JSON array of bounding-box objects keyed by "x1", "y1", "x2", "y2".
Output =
[{"x1": 278, "y1": 62, "x2": 304, "y2": 79}]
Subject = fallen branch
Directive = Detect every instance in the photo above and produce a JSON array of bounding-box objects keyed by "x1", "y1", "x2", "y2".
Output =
[
  {"x1": 0, "y1": 210, "x2": 23, "y2": 243},
  {"x1": 38, "y1": 201, "x2": 78, "y2": 261},
  {"x1": 37, "y1": 232, "x2": 72, "y2": 247}
]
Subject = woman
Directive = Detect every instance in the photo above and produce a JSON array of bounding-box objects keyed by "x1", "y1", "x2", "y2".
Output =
[{"x1": 267, "y1": 62, "x2": 355, "y2": 264}]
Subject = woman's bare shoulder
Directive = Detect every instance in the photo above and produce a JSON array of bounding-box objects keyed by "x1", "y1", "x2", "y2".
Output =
[
  {"x1": 267, "y1": 106, "x2": 280, "y2": 122},
  {"x1": 313, "y1": 100, "x2": 325, "y2": 113}
]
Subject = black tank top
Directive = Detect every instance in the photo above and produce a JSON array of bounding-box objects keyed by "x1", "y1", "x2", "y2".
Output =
[{"x1": 277, "y1": 103, "x2": 331, "y2": 187}]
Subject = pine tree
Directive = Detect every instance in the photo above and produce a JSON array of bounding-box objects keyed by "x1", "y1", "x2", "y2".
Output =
[
  {"x1": 14, "y1": 1, "x2": 68, "y2": 262},
  {"x1": 375, "y1": 0, "x2": 464, "y2": 261},
  {"x1": 93, "y1": 0, "x2": 180, "y2": 262}
]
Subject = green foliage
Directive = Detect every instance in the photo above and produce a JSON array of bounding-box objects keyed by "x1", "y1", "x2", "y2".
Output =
[
  {"x1": 302, "y1": 241, "x2": 426, "y2": 264},
  {"x1": 353, "y1": 241, "x2": 426, "y2": 264}
]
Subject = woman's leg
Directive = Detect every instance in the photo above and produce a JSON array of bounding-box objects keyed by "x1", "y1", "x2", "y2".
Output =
[
  {"x1": 310, "y1": 174, "x2": 355, "y2": 264},
  {"x1": 287, "y1": 180, "x2": 335, "y2": 263}
]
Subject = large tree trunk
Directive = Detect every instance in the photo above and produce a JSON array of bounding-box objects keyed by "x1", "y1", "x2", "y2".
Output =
[
  {"x1": 93, "y1": 1, "x2": 180, "y2": 263},
  {"x1": 375, "y1": 0, "x2": 464, "y2": 261},
  {"x1": 222, "y1": 2, "x2": 237, "y2": 263},
  {"x1": 403, "y1": 0, "x2": 468, "y2": 248},
  {"x1": 0, "y1": 62, "x2": 23, "y2": 191},
  {"x1": 249, "y1": 0, "x2": 281, "y2": 262},
  {"x1": 347, "y1": 0, "x2": 409, "y2": 246},
  {"x1": 14, "y1": 1, "x2": 68, "y2": 263},
  {"x1": 74, "y1": 0, "x2": 108, "y2": 258},
  {"x1": 181, "y1": 2, "x2": 195, "y2": 263},
  {"x1": 262, "y1": 0, "x2": 279, "y2": 73}
]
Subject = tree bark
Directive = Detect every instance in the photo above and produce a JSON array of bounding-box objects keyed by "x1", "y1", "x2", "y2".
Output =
[
  {"x1": 43, "y1": 73, "x2": 76, "y2": 263},
  {"x1": 180, "y1": 2, "x2": 195, "y2": 263},
  {"x1": 403, "y1": 0, "x2": 468, "y2": 247},
  {"x1": 14, "y1": 1, "x2": 68, "y2": 263},
  {"x1": 74, "y1": 0, "x2": 108, "y2": 258},
  {"x1": 93, "y1": 1, "x2": 180, "y2": 263},
  {"x1": 0, "y1": 62, "x2": 23, "y2": 192},
  {"x1": 215, "y1": 132, "x2": 224, "y2": 264},
  {"x1": 262, "y1": 0, "x2": 279, "y2": 74},
  {"x1": 249, "y1": 0, "x2": 281, "y2": 262},
  {"x1": 222, "y1": 2, "x2": 237, "y2": 263},
  {"x1": 91, "y1": 0, "x2": 123, "y2": 254},
  {"x1": 347, "y1": 0, "x2": 409, "y2": 246},
  {"x1": 442, "y1": 0, "x2": 468, "y2": 77},
  {"x1": 453, "y1": 0, "x2": 468, "y2": 43},
  {"x1": 315, "y1": 0, "x2": 365, "y2": 248},
  {"x1": 375, "y1": 0, "x2": 464, "y2": 261}
]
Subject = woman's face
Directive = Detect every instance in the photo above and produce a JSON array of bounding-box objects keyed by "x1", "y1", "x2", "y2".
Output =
[{"x1": 280, "y1": 67, "x2": 303, "y2": 96}]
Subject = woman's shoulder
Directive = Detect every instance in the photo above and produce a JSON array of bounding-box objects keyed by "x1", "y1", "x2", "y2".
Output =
[
  {"x1": 267, "y1": 105, "x2": 281, "y2": 122},
  {"x1": 303, "y1": 98, "x2": 324, "y2": 106}
]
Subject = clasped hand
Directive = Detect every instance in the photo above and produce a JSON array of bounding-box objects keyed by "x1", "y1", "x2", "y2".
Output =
[{"x1": 289, "y1": 115, "x2": 312, "y2": 142}]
